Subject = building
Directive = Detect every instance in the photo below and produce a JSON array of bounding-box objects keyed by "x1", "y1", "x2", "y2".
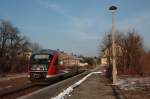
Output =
[
  {"x1": 59, "y1": 52, "x2": 80, "y2": 67},
  {"x1": 100, "y1": 44, "x2": 123, "y2": 65}
]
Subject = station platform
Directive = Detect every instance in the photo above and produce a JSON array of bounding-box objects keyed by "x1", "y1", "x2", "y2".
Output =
[
  {"x1": 19, "y1": 66, "x2": 126, "y2": 99},
  {"x1": 66, "y1": 72, "x2": 124, "y2": 99},
  {"x1": 52, "y1": 66, "x2": 126, "y2": 99}
]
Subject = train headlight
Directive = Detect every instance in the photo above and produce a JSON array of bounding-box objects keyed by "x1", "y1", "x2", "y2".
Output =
[{"x1": 36, "y1": 67, "x2": 40, "y2": 71}]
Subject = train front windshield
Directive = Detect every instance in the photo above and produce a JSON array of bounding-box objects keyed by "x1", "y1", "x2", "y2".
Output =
[{"x1": 30, "y1": 54, "x2": 53, "y2": 71}]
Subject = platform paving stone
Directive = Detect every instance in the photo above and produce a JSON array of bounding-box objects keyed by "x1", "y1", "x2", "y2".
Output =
[{"x1": 67, "y1": 73, "x2": 126, "y2": 99}]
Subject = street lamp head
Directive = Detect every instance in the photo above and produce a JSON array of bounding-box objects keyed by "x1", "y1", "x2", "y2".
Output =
[{"x1": 109, "y1": 6, "x2": 117, "y2": 12}]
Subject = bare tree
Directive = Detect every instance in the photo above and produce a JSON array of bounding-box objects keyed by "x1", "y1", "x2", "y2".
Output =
[
  {"x1": 100, "y1": 30, "x2": 144, "y2": 75},
  {"x1": 0, "y1": 21, "x2": 12, "y2": 57},
  {"x1": 30, "y1": 42, "x2": 42, "y2": 52},
  {"x1": 122, "y1": 31, "x2": 144, "y2": 74},
  {"x1": 0, "y1": 20, "x2": 32, "y2": 73}
]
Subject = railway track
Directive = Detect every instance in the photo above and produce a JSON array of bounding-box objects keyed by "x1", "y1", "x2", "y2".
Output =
[
  {"x1": 0, "y1": 82, "x2": 46, "y2": 99},
  {"x1": 0, "y1": 70, "x2": 85, "y2": 99}
]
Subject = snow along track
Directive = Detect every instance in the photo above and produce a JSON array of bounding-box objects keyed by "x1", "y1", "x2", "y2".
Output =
[{"x1": 51, "y1": 71, "x2": 104, "y2": 99}]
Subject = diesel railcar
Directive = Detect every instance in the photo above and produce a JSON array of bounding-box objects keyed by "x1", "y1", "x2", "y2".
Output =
[{"x1": 27, "y1": 49, "x2": 79, "y2": 83}]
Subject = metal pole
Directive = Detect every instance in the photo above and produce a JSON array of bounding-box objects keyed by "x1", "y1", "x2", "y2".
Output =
[{"x1": 112, "y1": 11, "x2": 117, "y2": 84}]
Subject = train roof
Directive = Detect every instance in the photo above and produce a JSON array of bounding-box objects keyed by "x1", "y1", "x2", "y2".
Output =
[{"x1": 33, "y1": 49, "x2": 58, "y2": 55}]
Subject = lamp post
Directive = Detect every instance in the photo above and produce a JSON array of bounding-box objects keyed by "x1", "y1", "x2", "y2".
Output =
[{"x1": 109, "y1": 5, "x2": 117, "y2": 84}]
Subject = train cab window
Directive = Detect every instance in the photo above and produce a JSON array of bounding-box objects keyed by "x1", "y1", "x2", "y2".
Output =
[{"x1": 30, "y1": 54, "x2": 53, "y2": 64}]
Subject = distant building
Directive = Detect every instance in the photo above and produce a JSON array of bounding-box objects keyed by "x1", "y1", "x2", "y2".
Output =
[
  {"x1": 59, "y1": 52, "x2": 80, "y2": 67},
  {"x1": 17, "y1": 48, "x2": 32, "y2": 59},
  {"x1": 24, "y1": 50, "x2": 33, "y2": 59},
  {"x1": 100, "y1": 44, "x2": 123, "y2": 65}
]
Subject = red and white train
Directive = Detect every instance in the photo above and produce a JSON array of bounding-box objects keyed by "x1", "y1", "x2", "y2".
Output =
[{"x1": 26, "y1": 49, "x2": 79, "y2": 83}]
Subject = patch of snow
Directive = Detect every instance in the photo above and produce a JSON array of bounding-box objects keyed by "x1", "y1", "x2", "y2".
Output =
[
  {"x1": 93, "y1": 71, "x2": 103, "y2": 74},
  {"x1": 116, "y1": 76, "x2": 150, "y2": 91},
  {"x1": 51, "y1": 71, "x2": 104, "y2": 99}
]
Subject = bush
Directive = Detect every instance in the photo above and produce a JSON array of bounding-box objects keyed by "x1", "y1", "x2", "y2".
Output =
[
  {"x1": 0, "y1": 56, "x2": 28, "y2": 73},
  {"x1": 140, "y1": 52, "x2": 150, "y2": 75}
]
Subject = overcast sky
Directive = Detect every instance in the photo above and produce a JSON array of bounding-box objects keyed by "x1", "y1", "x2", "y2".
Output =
[{"x1": 0, "y1": 0, "x2": 150, "y2": 56}]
